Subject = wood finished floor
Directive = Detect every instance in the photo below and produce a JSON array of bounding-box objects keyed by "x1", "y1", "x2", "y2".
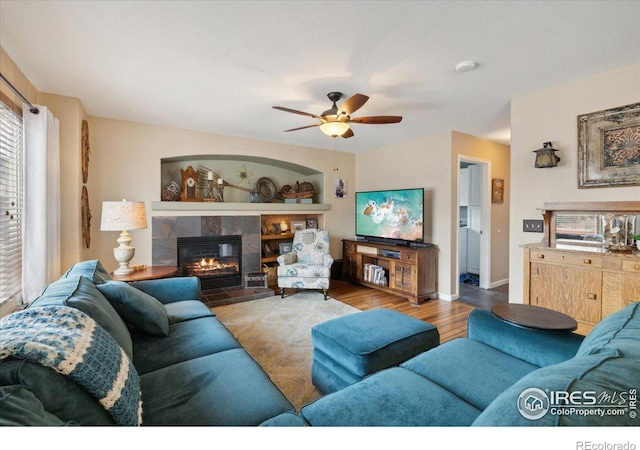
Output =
[{"x1": 327, "y1": 280, "x2": 492, "y2": 344}]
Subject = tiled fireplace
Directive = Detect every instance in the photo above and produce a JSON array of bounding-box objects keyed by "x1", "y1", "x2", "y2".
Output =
[{"x1": 152, "y1": 215, "x2": 261, "y2": 289}]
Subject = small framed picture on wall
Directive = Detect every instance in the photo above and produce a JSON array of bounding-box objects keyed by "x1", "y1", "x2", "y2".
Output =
[
  {"x1": 492, "y1": 178, "x2": 504, "y2": 203},
  {"x1": 334, "y1": 178, "x2": 347, "y2": 197}
]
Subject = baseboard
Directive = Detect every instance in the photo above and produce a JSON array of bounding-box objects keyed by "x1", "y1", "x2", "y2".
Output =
[
  {"x1": 426, "y1": 284, "x2": 508, "y2": 302},
  {"x1": 438, "y1": 292, "x2": 455, "y2": 301},
  {"x1": 489, "y1": 278, "x2": 509, "y2": 289}
]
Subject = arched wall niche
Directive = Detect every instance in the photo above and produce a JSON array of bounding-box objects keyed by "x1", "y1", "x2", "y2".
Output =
[{"x1": 160, "y1": 154, "x2": 324, "y2": 204}]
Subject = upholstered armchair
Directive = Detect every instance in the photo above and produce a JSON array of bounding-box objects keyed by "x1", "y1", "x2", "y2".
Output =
[{"x1": 277, "y1": 228, "x2": 333, "y2": 300}]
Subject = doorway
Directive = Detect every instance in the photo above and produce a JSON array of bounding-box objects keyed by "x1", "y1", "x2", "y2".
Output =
[{"x1": 457, "y1": 156, "x2": 491, "y2": 296}]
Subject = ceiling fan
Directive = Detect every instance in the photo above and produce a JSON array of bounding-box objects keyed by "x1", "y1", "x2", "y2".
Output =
[{"x1": 273, "y1": 92, "x2": 402, "y2": 138}]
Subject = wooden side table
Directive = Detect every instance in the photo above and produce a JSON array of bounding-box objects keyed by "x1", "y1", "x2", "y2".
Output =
[
  {"x1": 110, "y1": 266, "x2": 179, "y2": 282},
  {"x1": 491, "y1": 303, "x2": 578, "y2": 332}
]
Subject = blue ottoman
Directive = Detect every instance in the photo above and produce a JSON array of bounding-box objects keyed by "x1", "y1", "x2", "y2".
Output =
[{"x1": 311, "y1": 308, "x2": 439, "y2": 394}]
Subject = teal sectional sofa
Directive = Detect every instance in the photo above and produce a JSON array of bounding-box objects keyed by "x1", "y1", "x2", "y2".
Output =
[
  {"x1": 2, "y1": 259, "x2": 638, "y2": 427},
  {"x1": 263, "y1": 301, "x2": 640, "y2": 426},
  {"x1": 0, "y1": 260, "x2": 294, "y2": 426}
]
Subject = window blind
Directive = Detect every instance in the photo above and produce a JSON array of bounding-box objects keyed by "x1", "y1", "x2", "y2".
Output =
[{"x1": 0, "y1": 100, "x2": 23, "y2": 304}]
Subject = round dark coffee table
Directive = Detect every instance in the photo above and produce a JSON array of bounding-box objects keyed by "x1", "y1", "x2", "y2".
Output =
[{"x1": 491, "y1": 303, "x2": 578, "y2": 332}]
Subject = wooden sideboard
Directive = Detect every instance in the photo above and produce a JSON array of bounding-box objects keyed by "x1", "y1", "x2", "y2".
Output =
[
  {"x1": 523, "y1": 244, "x2": 640, "y2": 334},
  {"x1": 342, "y1": 239, "x2": 438, "y2": 305},
  {"x1": 522, "y1": 201, "x2": 640, "y2": 334}
]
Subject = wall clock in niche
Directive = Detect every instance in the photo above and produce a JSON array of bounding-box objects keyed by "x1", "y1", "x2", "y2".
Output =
[
  {"x1": 180, "y1": 165, "x2": 200, "y2": 201},
  {"x1": 82, "y1": 120, "x2": 90, "y2": 184},
  {"x1": 82, "y1": 185, "x2": 91, "y2": 248}
]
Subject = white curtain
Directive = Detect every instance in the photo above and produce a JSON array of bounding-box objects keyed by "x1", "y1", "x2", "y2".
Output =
[{"x1": 22, "y1": 105, "x2": 61, "y2": 302}]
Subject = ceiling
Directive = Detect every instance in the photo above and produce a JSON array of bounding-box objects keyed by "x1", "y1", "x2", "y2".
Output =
[{"x1": 1, "y1": 1, "x2": 639, "y2": 153}]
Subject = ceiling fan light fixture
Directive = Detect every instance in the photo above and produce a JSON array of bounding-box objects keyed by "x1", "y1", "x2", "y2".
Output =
[
  {"x1": 273, "y1": 91, "x2": 400, "y2": 139},
  {"x1": 320, "y1": 121, "x2": 350, "y2": 137}
]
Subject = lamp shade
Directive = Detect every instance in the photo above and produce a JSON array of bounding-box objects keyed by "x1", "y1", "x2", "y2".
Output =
[
  {"x1": 320, "y1": 121, "x2": 350, "y2": 137},
  {"x1": 100, "y1": 200, "x2": 148, "y2": 231}
]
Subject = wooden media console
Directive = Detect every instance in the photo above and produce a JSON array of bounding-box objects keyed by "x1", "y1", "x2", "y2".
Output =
[{"x1": 341, "y1": 239, "x2": 438, "y2": 305}]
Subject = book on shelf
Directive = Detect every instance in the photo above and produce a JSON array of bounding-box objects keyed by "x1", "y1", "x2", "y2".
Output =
[{"x1": 363, "y1": 263, "x2": 387, "y2": 286}]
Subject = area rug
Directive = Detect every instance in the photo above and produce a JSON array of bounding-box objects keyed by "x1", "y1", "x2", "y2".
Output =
[{"x1": 211, "y1": 291, "x2": 359, "y2": 411}]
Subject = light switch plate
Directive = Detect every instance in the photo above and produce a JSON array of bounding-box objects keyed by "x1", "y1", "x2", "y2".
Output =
[{"x1": 523, "y1": 219, "x2": 544, "y2": 233}]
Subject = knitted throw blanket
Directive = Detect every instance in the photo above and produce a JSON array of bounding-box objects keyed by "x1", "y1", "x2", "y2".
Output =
[{"x1": 0, "y1": 306, "x2": 142, "y2": 425}]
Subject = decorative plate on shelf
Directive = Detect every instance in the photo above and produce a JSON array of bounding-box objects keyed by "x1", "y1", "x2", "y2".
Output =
[
  {"x1": 161, "y1": 181, "x2": 181, "y2": 201},
  {"x1": 256, "y1": 177, "x2": 277, "y2": 203},
  {"x1": 81, "y1": 186, "x2": 91, "y2": 249}
]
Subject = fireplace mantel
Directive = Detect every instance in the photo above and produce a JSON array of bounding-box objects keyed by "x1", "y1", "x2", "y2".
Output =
[{"x1": 151, "y1": 201, "x2": 330, "y2": 213}]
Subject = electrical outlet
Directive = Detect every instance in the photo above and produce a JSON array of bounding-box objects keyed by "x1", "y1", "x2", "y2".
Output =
[{"x1": 523, "y1": 219, "x2": 544, "y2": 233}]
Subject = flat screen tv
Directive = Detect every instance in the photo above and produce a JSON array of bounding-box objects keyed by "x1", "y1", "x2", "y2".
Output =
[{"x1": 355, "y1": 188, "x2": 424, "y2": 244}]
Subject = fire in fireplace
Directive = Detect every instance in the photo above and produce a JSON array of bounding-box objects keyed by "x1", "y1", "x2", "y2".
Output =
[
  {"x1": 177, "y1": 235, "x2": 242, "y2": 289},
  {"x1": 184, "y1": 257, "x2": 238, "y2": 277}
]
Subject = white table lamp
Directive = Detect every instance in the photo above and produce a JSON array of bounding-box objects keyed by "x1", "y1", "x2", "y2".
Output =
[{"x1": 100, "y1": 199, "x2": 148, "y2": 276}]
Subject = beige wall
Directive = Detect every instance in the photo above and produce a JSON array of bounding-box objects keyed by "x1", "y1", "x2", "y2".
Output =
[
  {"x1": 1, "y1": 47, "x2": 91, "y2": 274},
  {"x1": 356, "y1": 130, "x2": 452, "y2": 244},
  {"x1": 89, "y1": 117, "x2": 356, "y2": 272},
  {"x1": 0, "y1": 47, "x2": 37, "y2": 107},
  {"x1": 39, "y1": 93, "x2": 91, "y2": 270},
  {"x1": 356, "y1": 131, "x2": 510, "y2": 299},
  {"x1": 0, "y1": 49, "x2": 39, "y2": 316},
  {"x1": 8, "y1": 42, "x2": 637, "y2": 308},
  {"x1": 509, "y1": 63, "x2": 640, "y2": 304},
  {"x1": 2, "y1": 44, "x2": 354, "y2": 300},
  {"x1": 452, "y1": 132, "x2": 511, "y2": 288}
]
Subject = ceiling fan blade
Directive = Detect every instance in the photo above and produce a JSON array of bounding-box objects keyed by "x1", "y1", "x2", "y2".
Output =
[
  {"x1": 273, "y1": 106, "x2": 321, "y2": 119},
  {"x1": 341, "y1": 128, "x2": 354, "y2": 139},
  {"x1": 338, "y1": 94, "x2": 369, "y2": 116},
  {"x1": 283, "y1": 124, "x2": 321, "y2": 132},
  {"x1": 349, "y1": 115, "x2": 403, "y2": 124}
]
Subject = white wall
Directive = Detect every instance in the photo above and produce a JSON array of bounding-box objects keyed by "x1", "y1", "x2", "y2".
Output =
[{"x1": 509, "y1": 63, "x2": 640, "y2": 304}]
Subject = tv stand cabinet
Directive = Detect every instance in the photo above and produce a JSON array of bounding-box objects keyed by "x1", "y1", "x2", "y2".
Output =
[{"x1": 342, "y1": 239, "x2": 438, "y2": 305}]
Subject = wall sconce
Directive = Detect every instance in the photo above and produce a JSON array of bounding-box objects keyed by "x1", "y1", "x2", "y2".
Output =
[{"x1": 533, "y1": 142, "x2": 561, "y2": 168}]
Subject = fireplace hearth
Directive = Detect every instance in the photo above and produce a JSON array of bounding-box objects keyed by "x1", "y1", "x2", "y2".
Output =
[{"x1": 177, "y1": 235, "x2": 242, "y2": 289}]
